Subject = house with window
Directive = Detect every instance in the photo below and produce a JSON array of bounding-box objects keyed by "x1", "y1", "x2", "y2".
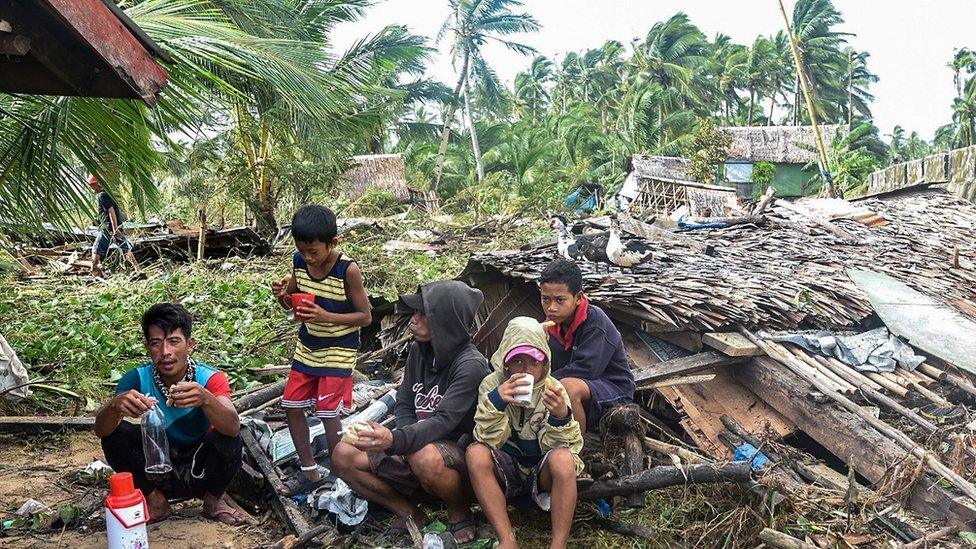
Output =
[{"x1": 719, "y1": 125, "x2": 846, "y2": 197}]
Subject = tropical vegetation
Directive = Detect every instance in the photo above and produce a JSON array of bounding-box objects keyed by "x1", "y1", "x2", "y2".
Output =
[{"x1": 0, "y1": 0, "x2": 971, "y2": 228}]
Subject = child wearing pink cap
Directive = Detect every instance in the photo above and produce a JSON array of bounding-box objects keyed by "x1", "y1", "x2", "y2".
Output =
[{"x1": 466, "y1": 316, "x2": 583, "y2": 549}]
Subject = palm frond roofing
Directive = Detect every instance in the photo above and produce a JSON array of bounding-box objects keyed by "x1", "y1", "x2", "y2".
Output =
[{"x1": 721, "y1": 124, "x2": 848, "y2": 164}]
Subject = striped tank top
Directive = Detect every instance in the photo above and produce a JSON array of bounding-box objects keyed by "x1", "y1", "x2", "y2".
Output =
[{"x1": 291, "y1": 251, "x2": 360, "y2": 377}]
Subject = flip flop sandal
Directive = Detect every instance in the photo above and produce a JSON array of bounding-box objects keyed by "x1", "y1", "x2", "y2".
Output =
[
  {"x1": 278, "y1": 474, "x2": 327, "y2": 497},
  {"x1": 448, "y1": 518, "x2": 478, "y2": 545}
]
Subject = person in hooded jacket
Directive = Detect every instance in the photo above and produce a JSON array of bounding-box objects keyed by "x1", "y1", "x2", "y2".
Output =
[
  {"x1": 466, "y1": 316, "x2": 583, "y2": 549},
  {"x1": 331, "y1": 280, "x2": 490, "y2": 544}
]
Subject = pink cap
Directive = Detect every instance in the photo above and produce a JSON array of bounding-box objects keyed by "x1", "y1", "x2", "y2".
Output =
[{"x1": 504, "y1": 345, "x2": 546, "y2": 363}]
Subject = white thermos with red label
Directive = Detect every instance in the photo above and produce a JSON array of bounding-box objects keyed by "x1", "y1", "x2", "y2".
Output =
[{"x1": 105, "y1": 472, "x2": 150, "y2": 549}]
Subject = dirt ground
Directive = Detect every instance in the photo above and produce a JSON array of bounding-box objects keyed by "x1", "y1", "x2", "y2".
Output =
[{"x1": 0, "y1": 432, "x2": 277, "y2": 548}]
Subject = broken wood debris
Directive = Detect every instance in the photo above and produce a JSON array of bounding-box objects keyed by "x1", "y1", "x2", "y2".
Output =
[{"x1": 578, "y1": 462, "x2": 751, "y2": 501}]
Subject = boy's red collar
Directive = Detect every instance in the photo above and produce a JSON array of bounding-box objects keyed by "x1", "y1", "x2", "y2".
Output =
[{"x1": 547, "y1": 295, "x2": 589, "y2": 350}]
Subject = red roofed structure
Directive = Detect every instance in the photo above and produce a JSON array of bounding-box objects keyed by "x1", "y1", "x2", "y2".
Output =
[{"x1": 0, "y1": 0, "x2": 169, "y2": 105}]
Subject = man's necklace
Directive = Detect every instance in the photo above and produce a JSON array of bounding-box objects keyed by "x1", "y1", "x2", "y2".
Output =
[{"x1": 153, "y1": 359, "x2": 197, "y2": 399}]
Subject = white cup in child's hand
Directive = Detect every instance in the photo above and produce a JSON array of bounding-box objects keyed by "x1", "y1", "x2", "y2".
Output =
[{"x1": 514, "y1": 373, "x2": 534, "y2": 405}]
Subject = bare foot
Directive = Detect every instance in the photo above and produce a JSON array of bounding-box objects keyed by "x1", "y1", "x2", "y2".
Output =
[
  {"x1": 146, "y1": 489, "x2": 171, "y2": 523},
  {"x1": 202, "y1": 493, "x2": 245, "y2": 526}
]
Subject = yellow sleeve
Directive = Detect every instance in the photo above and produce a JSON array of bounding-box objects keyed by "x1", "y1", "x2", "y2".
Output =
[
  {"x1": 539, "y1": 382, "x2": 585, "y2": 475},
  {"x1": 473, "y1": 374, "x2": 512, "y2": 449}
]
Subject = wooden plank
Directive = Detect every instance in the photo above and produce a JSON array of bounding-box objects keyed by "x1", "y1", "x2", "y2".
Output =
[
  {"x1": 240, "y1": 430, "x2": 316, "y2": 537},
  {"x1": 734, "y1": 357, "x2": 976, "y2": 528},
  {"x1": 634, "y1": 351, "x2": 746, "y2": 386},
  {"x1": 0, "y1": 416, "x2": 95, "y2": 432},
  {"x1": 703, "y1": 332, "x2": 762, "y2": 357},
  {"x1": 643, "y1": 373, "x2": 716, "y2": 389}
]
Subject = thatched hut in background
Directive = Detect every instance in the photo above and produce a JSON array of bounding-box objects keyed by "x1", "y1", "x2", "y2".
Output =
[
  {"x1": 341, "y1": 154, "x2": 410, "y2": 203},
  {"x1": 719, "y1": 124, "x2": 846, "y2": 197}
]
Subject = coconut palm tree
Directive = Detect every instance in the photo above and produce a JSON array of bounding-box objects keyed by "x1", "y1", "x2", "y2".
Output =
[
  {"x1": 840, "y1": 48, "x2": 878, "y2": 125},
  {"x1": 886, "y1": 126, "x2": 907, "y2": 163},
  {"x1": 949, "y1": 48, "x2": 976, "y2": 101},
  {"x1": 743, "y1": 36, "x2": 775, "y2": 125},
  {"x1": 514, "y1": 56, "x2": 554, "y2": 123},
  {"x1": 790, "y1": 0, "x2": 850, "y2": 124},
  {"x1": 432, "y1": 0, "x2": 540, "y2": 190},
  {"x1": 0, "y1": 0, "x2": 424, "y2": 231},
  {"x1": 629, "y1": 12, "x2": 707, "y2": 145}
]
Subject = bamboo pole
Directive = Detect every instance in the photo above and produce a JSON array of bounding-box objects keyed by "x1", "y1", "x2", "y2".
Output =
[
  {"x1": 813, "y1": 357, "x2": 940, "y2": 435},
  {"x1": 900, "y1": 367, "x2": 937, "y2": 387},
  {"x1": 919, "y1": 363, "x2": 976, "y2": 399},
  {"x1": 742, "y1": 328, "x2": 976, "y2": 503},
  {"x1": 861, "y1": 370, "x2": 910, "y2": 398},
  {"x1": 785, "y1": 346, "x2": 855, "y2": 393},
  {"x1": 811, "y1": 355, "x2": 884, "y2": 392},
  {"x1": 776, "y1": 0, "x2": 836, "y2": 198}
]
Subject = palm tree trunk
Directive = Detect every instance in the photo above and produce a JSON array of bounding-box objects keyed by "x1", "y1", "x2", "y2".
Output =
[
  {"x1": 793, "y1": 74, "x2": 801, "y2": 125},
  {"x1": 463, "y1": 71, "x2": 485, "y2": 185},
  {"x1": 768, "y1": 92, "x2": 776, "y2": 123},
  {"x1": 433, "y1": 53, "x2": 469, "y2": 193},
  {"x1": 748, "y1": 90, "x2": 755, "y2": 125},
  {"x1": 848, "y1": 51, "x2": 854, "y2": 126},
  {"x1": 658, "y1": 103, "x2": 665, "y2": 148},
  {"x1": 253, "y1": 119, "x2": 276, "y2": 234}
]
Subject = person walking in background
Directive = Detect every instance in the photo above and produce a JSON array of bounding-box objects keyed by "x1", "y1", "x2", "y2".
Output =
[{"x1": 88, "y1": 175, "x2": 142, "y2": 278}]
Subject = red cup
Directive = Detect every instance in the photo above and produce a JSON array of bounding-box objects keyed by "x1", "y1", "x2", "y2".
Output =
[{"x1": 291, "y1": 292, "x2": 315, "y2": 319}]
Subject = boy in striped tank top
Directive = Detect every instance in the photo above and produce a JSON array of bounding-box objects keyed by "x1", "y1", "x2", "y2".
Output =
[{"x1": 271, "y1": 205, "x2": 372, "y2": 496}]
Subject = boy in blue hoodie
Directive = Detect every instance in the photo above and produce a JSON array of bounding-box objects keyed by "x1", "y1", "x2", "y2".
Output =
[{"x1": 538, "y1": 259, "x2": 635, "y2": 432}]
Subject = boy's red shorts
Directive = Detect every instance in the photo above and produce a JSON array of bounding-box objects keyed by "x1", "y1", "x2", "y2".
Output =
[{"x1": 281, "y1": 370, "x2": 354, "y2": 418}]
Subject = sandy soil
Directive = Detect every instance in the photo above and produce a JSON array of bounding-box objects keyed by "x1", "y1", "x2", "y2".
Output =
[{"x1": 0, "y1": 432, "x2": 277, "y2": 548}]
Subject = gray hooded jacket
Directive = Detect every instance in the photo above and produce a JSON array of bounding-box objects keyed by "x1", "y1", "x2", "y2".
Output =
[{"x1": 389, "y1": 281, "x2": 490, "y2": 455}]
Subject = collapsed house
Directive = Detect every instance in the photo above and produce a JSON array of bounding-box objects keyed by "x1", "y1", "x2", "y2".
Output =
[
  {"x1": 6, "y1": 221, "x2": 273, "y2": 277},
  {"x1": 223, "y1": 185, "x2": 976, "y2": 546},
  {"x1": 459, "y1": 185, "x2": 976, "y2": 530}
]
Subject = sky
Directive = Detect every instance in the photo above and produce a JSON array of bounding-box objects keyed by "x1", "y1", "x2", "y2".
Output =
[{"x1": 332, "y1": 0, "x2": 974, "y2": 141}]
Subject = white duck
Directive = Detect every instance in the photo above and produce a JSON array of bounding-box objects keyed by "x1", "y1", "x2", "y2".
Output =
[
  {"x1": 549, "y1": 216, "x2": 579, "y2": 260},
  {"x1": 606, "y1": 217, "x2": 652, "y2": 267}
]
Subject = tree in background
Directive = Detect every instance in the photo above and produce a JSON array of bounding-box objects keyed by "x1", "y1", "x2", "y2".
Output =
[
  {"x1": 0, "y1": 0, "x2": 427, "y2": 232},
  {"x1": 686, "y1": 119, "x2": 732, "y2": 184},
  {"x1": 432, "y1": 0, "x2": 540, "y2": 190},
  {"x1": 751, "y1": 162, "x2": 776, "y2": 199}
]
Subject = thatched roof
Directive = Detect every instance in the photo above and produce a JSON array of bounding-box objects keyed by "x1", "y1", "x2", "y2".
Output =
[
  {"x1": 631, "y1": 155, "x2": 696, "y2": 181},
  {"x1": 342, "y1": 154, "x2": 409, "y2": 202},
  {"x1": 465, "y1": 187, "x2": 976, "y2": 333},
  {"x1": 722, "y1": 125, "x2": 846, "y2": 164}
]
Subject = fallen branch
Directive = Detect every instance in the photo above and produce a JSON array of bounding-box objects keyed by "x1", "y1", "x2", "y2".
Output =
[
  {"x1": 579, "y1": 462, "x2": 751, "y2": 500},
  {"x1": 758, "y1": 528, "x2": 812, "y2": 549},
  {"x1": 0, "y1": 416, "x2": 95, "y2": 433},
  {"x1": 234, "y1": 380, "x2": 287, "y2": 413},
  {"x1": 901, "y1": 526, "x2": 957, "y2": 548}
]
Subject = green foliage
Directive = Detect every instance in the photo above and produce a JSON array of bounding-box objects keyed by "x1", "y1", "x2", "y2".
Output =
[
  {"x1": 751, "y1": 161, "x2": 776, "y2": 198},
  {"x1": 686, "y1": 119, "x2": 732, "y2": 184},
  {"x1": 0, "y1": 261, "x2": 291, "y2": 402},
  {"x1": 343, "y1": 189, "x2": 401, "y2": 218}
]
